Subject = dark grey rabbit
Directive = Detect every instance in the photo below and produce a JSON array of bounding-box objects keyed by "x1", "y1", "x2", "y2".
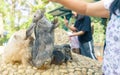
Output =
[
  {"x1": 26, "y1": 10, "x2": 59, "y2": 68},
  {"x1": 51, "y1": 44, "x2": 72, "y2": 65}
]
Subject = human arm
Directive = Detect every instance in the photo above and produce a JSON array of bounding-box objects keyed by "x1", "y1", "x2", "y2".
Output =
[
  {"x1": 64, "y1": 16, "x2": 77, "y2": 31},
  {"x1": 49, "y1": 0, "x2": 109, "y2": 18},
  {"x1": 70, "y1": 16, "x2": 91, "y2": 37},
  {"x1": 67, "y1": 25, "x2": 78, "y2": 32},
  {"x1": 69, "y1": 31, "x2": 85, "y2": 37}
]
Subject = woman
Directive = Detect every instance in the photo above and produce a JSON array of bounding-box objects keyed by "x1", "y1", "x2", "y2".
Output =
[{"x1": 49, "y1": 0, "x2": 120, "y2": 75}]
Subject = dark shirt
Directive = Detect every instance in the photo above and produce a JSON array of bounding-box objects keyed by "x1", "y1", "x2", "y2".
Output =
[{"x1": 74, "y1": 16, "x2": 92, "y2": 43}]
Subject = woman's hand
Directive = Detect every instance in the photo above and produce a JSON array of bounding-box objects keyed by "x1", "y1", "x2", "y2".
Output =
[
  {"x1": 67, "y1": 32, "x2": 76, "y2": 37},
  {"x1": 49, "y1": 0, "x2": 109, "y2": 18},
  {"x1": 64, "y1": 16, "x2": 69, "y2": 27}
]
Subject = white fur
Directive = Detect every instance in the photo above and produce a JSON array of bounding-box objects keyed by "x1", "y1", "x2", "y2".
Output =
[{"x1": 2, "y1": 30, "x2": 33, "y2": 66}]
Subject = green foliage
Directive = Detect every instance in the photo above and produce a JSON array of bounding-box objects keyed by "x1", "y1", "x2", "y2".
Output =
[
  {"x1": 91, "y1": 17, "x2": 101, "y2": 23},
  {"x1": 0, "y1": 1, "x2": 9, "y2": 16},
  {"x1": 45, "y1": 13, "x2": 54, "y2": 21},
  {"x1": 0, "y1": 34, "x2": 10, "y2": 45},
  {"x1": 0, "y1": 37, "x2": 7, "y2": 45},
  {"x1": 32, "y1": 5, "x2": 45, "y2": 12},
  {"x1": 41, "y1": 0, "x2": 49, "y2": 5},
  {"x1": 91, "y1": 17, "x2": 105, "y2": 43},
  {"x1": 19, "y1": 19, "x2": 32, "y2": 29}
]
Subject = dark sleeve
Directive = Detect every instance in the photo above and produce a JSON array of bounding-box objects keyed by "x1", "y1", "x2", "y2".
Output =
[
  {"x1": 74, "y1": 21, "x2": 78, "y2": 28},
  {"x1": 74, "y1": 21, "x2": 79, "y2": 31},
  {"x1": 81, "y1": 16, "x2": 91, "y2": 32}
]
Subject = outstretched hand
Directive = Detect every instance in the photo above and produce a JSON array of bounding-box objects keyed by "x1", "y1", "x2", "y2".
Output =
[
  {"x1": 64, "y1": 16, "x2": 69, "y2": 27},
  {"x1": 67, "y1": 32, "x2": 76, "y2": 37}
]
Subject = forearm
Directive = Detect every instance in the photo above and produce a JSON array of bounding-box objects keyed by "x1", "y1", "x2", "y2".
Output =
[
  {"x1": 72, "y1": 31, "x2": 84, "y2": 36},
  {"x1": 57, "y1": 0, "x2": 87, "y2": 15},
  {"x1": 67, "y1": 25, "x2": 77, "y2": 31},
  {"x1": 50, "y1": 0, "x2": 109, "y2": 18}
]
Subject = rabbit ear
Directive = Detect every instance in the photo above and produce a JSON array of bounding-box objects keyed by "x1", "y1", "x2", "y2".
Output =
[
  {"x1": 52, "y1": 17, "x2": 58, "y2": 24},
  {"x1": 40, "y1": 9, "x2": 46, "y2": 19},
  {"x1": 41, "y1": 9, "x2": 46, "y2": 14},
  {"x1": 25, "y1": 23, "x2": 36, "y2": 40},
  {"x1": 36, "y1": 9, "x2": 45, "y2": 20},
  {"x1": 37, "y1": 9, "x2": 45, "y2": 16}
]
